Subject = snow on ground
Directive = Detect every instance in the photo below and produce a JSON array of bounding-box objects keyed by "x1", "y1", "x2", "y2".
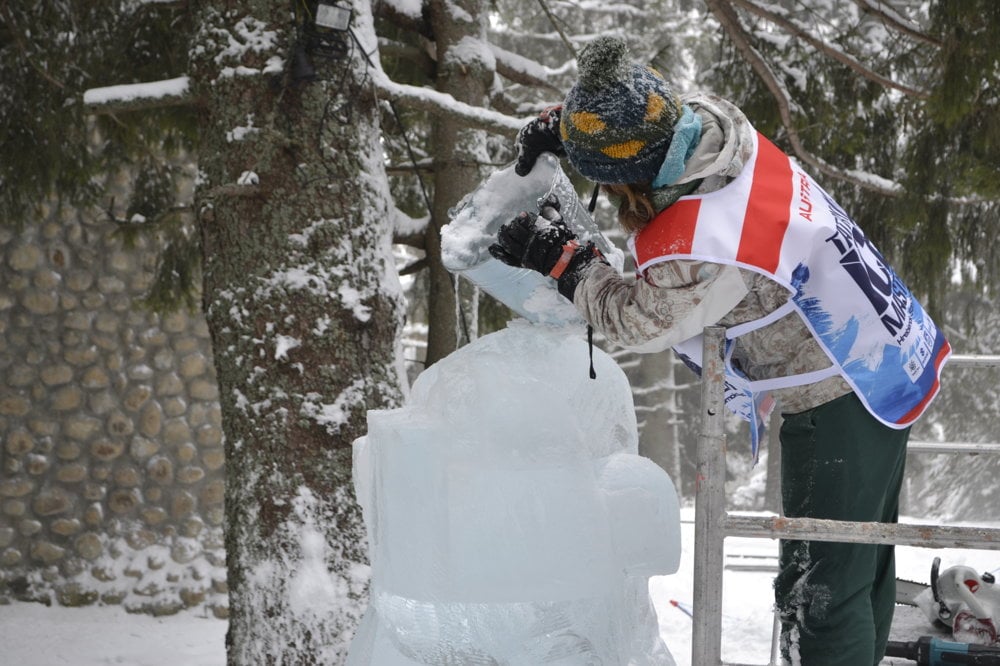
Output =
[
  {"x1": 652, "y1": 509, "x2": 1000, "y2": 665},
  {"x1": 0, "y1": 600, "x2": 224, "y2": 666},
  {"x1": 1, "y1": 508, "x2": 996, "y2": 665}
]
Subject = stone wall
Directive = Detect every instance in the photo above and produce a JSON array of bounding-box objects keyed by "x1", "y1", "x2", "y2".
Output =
[{"x1": 0, "y1": 185, "x2": 227, "y2": 617}]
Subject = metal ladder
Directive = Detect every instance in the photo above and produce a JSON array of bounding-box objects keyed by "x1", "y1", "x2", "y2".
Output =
[{"x1": 691, "y1": 326, "x2": 1000, "y2": 666}]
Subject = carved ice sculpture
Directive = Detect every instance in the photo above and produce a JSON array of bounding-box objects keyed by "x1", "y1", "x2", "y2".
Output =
[{"x1": 348, "y1": 158, "x2": 680, "y2": 665}]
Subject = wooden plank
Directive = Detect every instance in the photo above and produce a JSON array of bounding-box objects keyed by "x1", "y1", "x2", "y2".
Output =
[{"x1": 724, "y1": 514, "x2": 1000, "y2": 550}]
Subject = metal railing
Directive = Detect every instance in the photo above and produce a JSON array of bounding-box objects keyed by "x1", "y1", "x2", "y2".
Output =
[{"x1": 691, "y1": 326, "x2": 1000, "y2": 666}]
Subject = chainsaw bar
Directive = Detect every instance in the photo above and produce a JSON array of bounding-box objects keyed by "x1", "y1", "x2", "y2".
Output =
[{"x1": 897, "y1": 578, "x2": 930, "y2": 606}]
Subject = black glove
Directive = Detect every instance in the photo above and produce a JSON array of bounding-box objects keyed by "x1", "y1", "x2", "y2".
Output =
[
  {"x1": 488, "y1": 194, "x2": 605, "y2": 302},
  {"x1": 514, "y1": 106, "x2": 565, "y2": 177},
  {"x1": 489, "y1": 194, "x2": 573, "y2": 273}
]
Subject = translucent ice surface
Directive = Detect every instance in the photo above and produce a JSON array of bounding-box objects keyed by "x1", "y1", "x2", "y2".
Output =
[
  {"x1": 350, "y1": 323, "x2": 681, "y2": 665},
  {"x1": 441, "y1": 155, "x2": 625, "y2": 327}
]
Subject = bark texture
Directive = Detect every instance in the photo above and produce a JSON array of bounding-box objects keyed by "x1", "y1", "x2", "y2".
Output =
[
  {"x1": 190, "y1": 2, "x2": 404, "y2": 663},
  {"x1": 423, "y1": 0, "x2": 494, "y2": 364}
]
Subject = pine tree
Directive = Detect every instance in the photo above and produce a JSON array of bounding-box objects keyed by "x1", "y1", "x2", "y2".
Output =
[
  {"x1": 0, "y1": 1, "x2": 195, "y2": 224},
  {"x1": 7, "y1": 0, "x2": 407, "y2": 660},
  {"x1": 186, "y1": 2, "x2": 404, "y2": 662},
  {"x1": 700, "y1": 0, "x2": 999, "y2": 310}
]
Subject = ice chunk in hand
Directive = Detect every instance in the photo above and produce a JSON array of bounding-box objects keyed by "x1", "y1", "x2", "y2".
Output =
[
  {"x1": 441, "y1": 154, "x2": 624, "y2": 328},
  {"x1": 350, "y1": 323, "x2": 681, "y2": 665}
]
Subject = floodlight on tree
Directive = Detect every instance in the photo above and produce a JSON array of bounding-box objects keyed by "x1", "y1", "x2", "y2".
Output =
[
  {"x1": 315, "y1": 3, "x2": 352, "y2": 32},
  {"x1": 304, "y1": 2, "x2": 352, "y2": 62}
]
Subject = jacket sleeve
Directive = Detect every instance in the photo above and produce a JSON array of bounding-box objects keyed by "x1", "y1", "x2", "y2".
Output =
[{"x1": 572, "y1": 259, "x2": 748, "y2": 353}]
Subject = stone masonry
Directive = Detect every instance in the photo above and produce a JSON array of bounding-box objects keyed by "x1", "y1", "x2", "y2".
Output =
[{"x1": 0, "y1": 182, "x2": 227, "y2": 617}]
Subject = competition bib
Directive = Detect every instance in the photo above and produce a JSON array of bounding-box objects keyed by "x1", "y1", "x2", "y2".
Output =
[{"x1": 631, "y1": 132, "x2": 950, "y2": 458}]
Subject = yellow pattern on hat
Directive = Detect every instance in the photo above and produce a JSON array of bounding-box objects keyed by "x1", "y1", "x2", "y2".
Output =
[
  {"x1": 570, "y1": 111, "x2": 606, "y2": 135},
  {"x1": 560, "y1": 37, "x2": 683, "y2": 184},
  {"x1": 645, "y1": 93, "x2": 666, "y2": 122},
  {"x1": 601, "y1": 140, "x2": 646, "y2": 159}
]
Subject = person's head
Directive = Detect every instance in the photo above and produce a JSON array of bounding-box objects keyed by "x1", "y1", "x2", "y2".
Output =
[{"x1": 560, "y1": 37, "x2": 682, "y2": 188}]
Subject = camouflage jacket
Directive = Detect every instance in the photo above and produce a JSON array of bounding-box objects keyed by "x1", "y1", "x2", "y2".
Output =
[{"x1": 574, "y1": 93, "x2": 851, "y2": 415}]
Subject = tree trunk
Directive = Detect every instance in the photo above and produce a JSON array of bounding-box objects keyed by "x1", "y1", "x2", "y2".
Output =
[
  {"x1": 423, "y1": 0, "x2": 494, "y2": 364},
  {"x1": 190, "y1": 2, "x2": 404, "y2": 663}
]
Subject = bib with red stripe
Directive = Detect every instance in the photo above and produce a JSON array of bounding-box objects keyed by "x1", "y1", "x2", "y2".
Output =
[{"x1": 629, "y1": 131, "x2": 950, "y2": 437}]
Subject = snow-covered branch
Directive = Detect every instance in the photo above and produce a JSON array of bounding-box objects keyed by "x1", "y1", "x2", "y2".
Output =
[
  {"x1": 377, "y1": 0, "x2": 432, "y2": 39},
  {"x1": 369, "y1": 67, "x2": 524, "y2": 136},
  {"x1": 83, "y1": 61, "x2": 522, "y2": 138},
  {"x1": 730, "y1": 0, "x2": 930, "y2": 99},
  {"x1": 83, "y1": 76, "x2": 197, "y2": 114},
  {"x1": 850, "y1": 0, "x2": 942, "y2": 47},
  {"x1": 391, "y1": 206, "x2": 429, "y2": 249},
  {"x1": 705, "y1": 0, "x2": 904, "y2": 197},
  {"x1": 491, "y1": 44, "x2": 567, "y2": 93},
  {"x1": 375, "y1": 2, "x2": 566, "y2": 111}
]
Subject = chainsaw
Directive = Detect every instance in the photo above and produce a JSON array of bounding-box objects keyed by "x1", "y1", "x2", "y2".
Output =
[{"x1": 891, "y1": 557, "x2": 1000, "y2": 664}]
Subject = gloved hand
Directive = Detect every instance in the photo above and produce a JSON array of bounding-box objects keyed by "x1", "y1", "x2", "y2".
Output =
[
  {"x1": 489, "y1": 194, "x2": 574, "y2": 273},
  {"x1": 514, "y1": 106, "x2": 565, "y2": 177},
  {"x1": 489, "y1": 194, "x2": 605, "y2": 301}
]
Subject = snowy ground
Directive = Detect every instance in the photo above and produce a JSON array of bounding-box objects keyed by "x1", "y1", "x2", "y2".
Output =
[
  {"x1": 650, "y1": 509, "x2": 999, "y2": 665},
  {"x1": 1, "y1": 508, "x2": 996, "y2": 666}
]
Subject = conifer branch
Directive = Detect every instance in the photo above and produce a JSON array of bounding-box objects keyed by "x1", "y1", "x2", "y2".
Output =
[
  {"x1": 705, "y1": 0, "x2": 904, "y2": 197},
  {"x1": 375, "y1": 16, "x2": 562, "y2": 95},
  {"x1": 534, "y1": 0, "x2": 577, "y2": 60},
  {"x1": 491, "y1": 44, "x2": 564, "y2": 93},
  {"x1": 1, "y1": 2, "x2": 67, "y2": 90},
  {"x1": 850, "y1": 0, "x2": 942, "y2": 47},
  {"x1": 369, "y1": 67, "x2": 523, "y2": 136},
  {"x1": 83, "y1": 77, "x2": 199, "y2": 115},
  {"x1": 486, "y1": 91, "x2": 519, "y2": 117},
  {"x1": 104, "y1": 200, "x2": 195, "y2": 226},
  {"x1": 730, "y1": 0, "x2": 930, "y2": 100}
]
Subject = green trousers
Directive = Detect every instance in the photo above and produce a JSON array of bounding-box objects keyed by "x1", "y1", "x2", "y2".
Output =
[{"x1": 774, "y1": 392, "x2": 909, "y2": 666}]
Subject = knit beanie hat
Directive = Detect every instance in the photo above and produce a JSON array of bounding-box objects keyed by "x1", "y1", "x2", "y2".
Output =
[{"x1": 561, "y1": 37, "x2": 682, "y2": 185}]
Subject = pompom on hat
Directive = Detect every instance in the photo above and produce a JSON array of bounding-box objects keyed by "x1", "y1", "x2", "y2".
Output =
[{"x1": 560, "y1": 37, "x2": 683, "y2": 185}]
